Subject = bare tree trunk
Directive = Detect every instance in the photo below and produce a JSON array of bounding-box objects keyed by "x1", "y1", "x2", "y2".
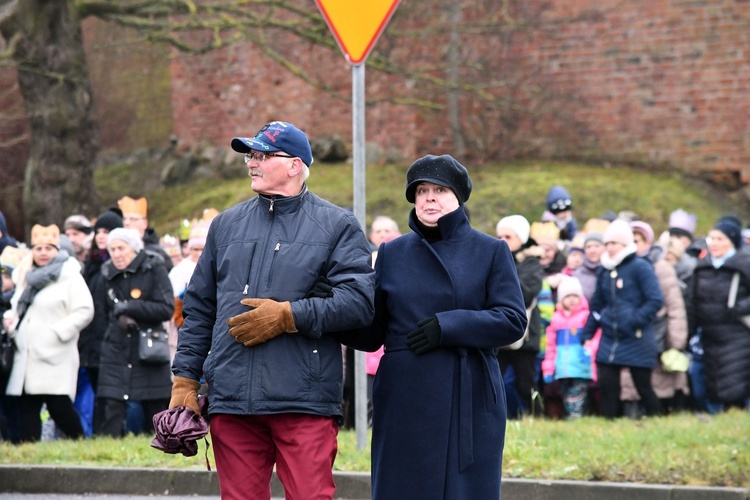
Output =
[
  {"x1": 0, "y1": 0, "x2": 99, "y2": 236},
  {"x1": 447, "y1": 1, "x2": 466, "y2": 155}
]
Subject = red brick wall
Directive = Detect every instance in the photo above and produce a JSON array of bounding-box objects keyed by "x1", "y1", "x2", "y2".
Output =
[
  {"x1": 3, "y1": 0, "x2": 748, "y2": 198},
  {"x1": 167, "y1": 0, "x2": 749, "y2": 183},
  {"x1": 168, "y1": 39, "x2": 421, "y2": 162},
  {"x1": 521, "y1": 0, "x2": 750, "y2": 183}
]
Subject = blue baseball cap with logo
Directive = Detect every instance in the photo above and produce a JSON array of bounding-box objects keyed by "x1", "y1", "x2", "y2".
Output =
[{"x1": 231, "y1": 121, "x2": 314, "y2": 167}]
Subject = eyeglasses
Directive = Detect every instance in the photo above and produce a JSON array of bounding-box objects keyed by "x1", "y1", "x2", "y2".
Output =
[{"x1": 244, "y1": 151, "x2": 294, "y2": 163}]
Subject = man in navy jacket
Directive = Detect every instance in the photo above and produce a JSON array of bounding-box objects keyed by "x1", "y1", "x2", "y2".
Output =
[{"x1": 170, "y1": 121, "x2": 375, "y2": 500}]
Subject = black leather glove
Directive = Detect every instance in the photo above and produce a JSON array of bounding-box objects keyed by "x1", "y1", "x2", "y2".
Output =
[
  {"x1": 406, "y1": 316, "x2": 442, "y2": 355},
  {"x1": 117, "y1": 314, "x2": 138, "y2": 332},
  {"x1": 305, "y1": 277, "x2": 334, "y2": 299},
  {"x1": 113, "y1": 301, "x2": 129, "y2": 317}
]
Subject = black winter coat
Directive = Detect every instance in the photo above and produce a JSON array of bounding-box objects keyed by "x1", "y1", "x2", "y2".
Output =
[
  {"x1": 78, "y1": 251, "x2": 109, "y2": 369},
  {"x1": 688, "y1": 249, "x2": 750, "y2": 403},
  {"x1": 510, "y1": 245, "x2": 545, "y2": 351},
  {"x1": 97, "y1": 251, "x2": 175, "y2": 402}
]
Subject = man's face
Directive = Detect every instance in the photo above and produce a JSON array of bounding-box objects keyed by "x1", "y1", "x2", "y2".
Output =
[
  {"x1": 245, "y1": 150, "x2": 299, "y2": 196},
  {"x1": 64, "y1": 228, "x2": 89, "y2": 255},
  {"x1": 123, "y1": 215, "x2": 148, "y2": 237},
  {"x1": 369, "y1": 220, "x2": 400, "y2": 247}
]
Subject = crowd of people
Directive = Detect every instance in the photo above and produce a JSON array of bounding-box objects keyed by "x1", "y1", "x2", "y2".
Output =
[
  {"x1": 0, "y1": 198, "x2": 217, "y2": 442},
  {"x1": 1, "y1": 121, "x2": 749, "y2": 499}
]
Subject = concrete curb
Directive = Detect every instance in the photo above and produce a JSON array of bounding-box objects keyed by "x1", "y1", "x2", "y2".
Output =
[{"x1": 0, "y1": 466, "x2": 747, "y2": 499}]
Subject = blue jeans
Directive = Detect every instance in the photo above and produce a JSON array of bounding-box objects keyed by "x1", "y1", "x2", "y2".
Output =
[{"x1": 687, "y1": 358, "x2": 723, "y2": 414}]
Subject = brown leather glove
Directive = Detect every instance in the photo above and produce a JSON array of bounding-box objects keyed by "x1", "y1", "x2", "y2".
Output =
[
  {"x1": 169, "y1": 376, "x2": 201, "y2": 415},
  {"x1": 172, "y1": 297, "x2": 184, "y2": 329},
  {"x1": 227, "y1": 298, "x2": 297, "y2": 347}
]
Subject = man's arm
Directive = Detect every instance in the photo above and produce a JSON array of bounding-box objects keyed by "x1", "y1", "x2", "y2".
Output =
[{"x1": 291, "y1": 214, "x2": 375, "y2": 338}]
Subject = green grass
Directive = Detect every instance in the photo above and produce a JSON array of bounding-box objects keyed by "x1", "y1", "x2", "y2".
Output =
[
  {"x1": 2, "y1": 410, "x2": 747, "y2": 487},
  {"x1": 94, "y1": 158, "x2": 748, "y2": 240}
]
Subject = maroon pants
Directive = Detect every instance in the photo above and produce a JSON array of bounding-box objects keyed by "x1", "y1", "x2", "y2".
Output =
[{"x1": 210, "y1": 413, "x2": 338, "y2": 500}]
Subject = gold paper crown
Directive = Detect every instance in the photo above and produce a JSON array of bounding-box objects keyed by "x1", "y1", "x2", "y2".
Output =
[
  {"x1": 0, "y1": 245, "x2": 26, "y2": 271},
  {"x1": 582, "y1": 218, "x2": 611, "y2": 235},
  {"x1": 201, "y1": 208, "x2": 219, "y2": 222},
  {"x1": 118, "y1": 196, "x2": 148, "y2": 218},
  {"x1": 530, "y1": 221, "x2": 560, "y2": 243},
  {"x1": 160, "y1": 234, "x2": 182, "y2": 257},
  {"x1": 189, "y1": 208, "x2": 218, "y2": 239},
  {"x1": 30, "y1": 224, "x2": 60, "y2": 247}
]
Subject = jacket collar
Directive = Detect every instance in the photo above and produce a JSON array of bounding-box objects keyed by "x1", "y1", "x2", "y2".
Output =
[
  {"x1": 408, "y1": 205, "x2": 471, "y2": 242},
  {"x1": 601, "y1": 244, "x2": 638, "y2": 270},
  {"x1": 256, "y1": 184, "x2": 308, "y2": 215},
  {"x1": 101, "y1": 250, "x2": 147, "y2": 280}
]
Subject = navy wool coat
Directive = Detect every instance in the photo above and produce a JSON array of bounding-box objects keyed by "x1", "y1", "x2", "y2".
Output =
[
  {"x1": 345, "y1": 207, "x2": 526, "y2": 500},
  {"x1": 581, "y1": 250, "x2": 663, "y2": 368}
]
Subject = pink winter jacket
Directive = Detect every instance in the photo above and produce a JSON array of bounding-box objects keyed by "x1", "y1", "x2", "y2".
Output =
[{"x1": 542, "y1": 296, "x2": 602, "y2": 382}]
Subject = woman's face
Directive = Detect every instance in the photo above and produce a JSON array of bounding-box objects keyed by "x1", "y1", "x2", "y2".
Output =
[
  {"x1": 604, "y1": 241, "x2": 625, "y2": 258},
  {"x1": 707, "y1": 229, "x2": 733, "y2": 259},
  {"x1": 109, "y1": 239, "x2": 137, "y2": 270},
  {"x1": 633, "y1": 231, "x2": 650, "y2": 257},
  {"x1": 496, "y1": 229, "x2": 523, "y2": 252},
  {"x1": 31, "y1": 244, "x2": 59, "y2": 267},
  {"x1": 539, "y1": 242, "x2": 557, "y2": 266},
  {"x1": 584, "y1": 241, "x2": 604, "y2": 263},
  {"x1": 95, "y1": 228, "x2": 110, "y2": 250},
  {"x1": 414, "y1": 182, "x2": 460, "y2": 227}
]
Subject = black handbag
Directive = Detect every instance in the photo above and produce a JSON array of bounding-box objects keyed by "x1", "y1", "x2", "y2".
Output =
[
  {"x1": 1, "y1": 329, "x2": 15, "y2": 379},
  {"x1": 138, "y1": 325, "x2": 170, "y2": 364}
]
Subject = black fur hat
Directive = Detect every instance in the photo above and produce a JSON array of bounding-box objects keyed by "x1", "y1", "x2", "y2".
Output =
[{"x1": 405, "y1": 154, "x2": 472, "y2": 205}]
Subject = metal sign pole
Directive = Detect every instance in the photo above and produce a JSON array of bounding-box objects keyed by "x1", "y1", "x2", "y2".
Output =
[{"x1": 352, "y1": 63, "x2": 368, "y2": 451}]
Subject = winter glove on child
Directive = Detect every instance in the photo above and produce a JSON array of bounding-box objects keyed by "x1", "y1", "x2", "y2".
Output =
[
  {"x1": 169, "y1": 376, "x2": 201, "y2": 415},
  {"x1": 406, "y1": 316, "x2": 442, "y2": 355},
  {"x1": 227, "y1": 298, "x2": 297, "y2": 347}
]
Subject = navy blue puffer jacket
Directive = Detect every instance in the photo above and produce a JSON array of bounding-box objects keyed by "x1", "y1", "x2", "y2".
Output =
[{"x1": 172, "y1": 187, "x2": 375, "y2": 419}]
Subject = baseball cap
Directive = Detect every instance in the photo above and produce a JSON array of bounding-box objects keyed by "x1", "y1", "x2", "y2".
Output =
[{"x1": 231, "y1": 121, "x2": 313, "y2": 167}]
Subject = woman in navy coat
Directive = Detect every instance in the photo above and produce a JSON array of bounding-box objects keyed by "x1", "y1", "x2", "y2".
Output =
[
  {"x1": 580, "y1": 219, "x2": 663, "y2": 418},
  {"x1": 345, "y1": 155, "x2": 527, "y2": 499}
]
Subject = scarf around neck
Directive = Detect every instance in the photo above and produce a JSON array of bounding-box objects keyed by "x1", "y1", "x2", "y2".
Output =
[
  {"x1": 600, "y1": 243, "x2": 637, "y2": 270},
  {"x1": 16, "y1": 251, "x2": 69, "y2": 321}
]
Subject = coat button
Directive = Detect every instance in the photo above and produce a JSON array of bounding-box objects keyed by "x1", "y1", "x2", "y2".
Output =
[
  {"x1": 127, "y1": 364, "x2": 132, "y2": 368},
  {"x1": 124, "y1": 394, "x2": 129, "y2": 400}
]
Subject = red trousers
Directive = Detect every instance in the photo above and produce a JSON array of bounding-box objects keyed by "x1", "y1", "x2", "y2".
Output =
[{"x1": 210, "y1": 413, "x2": 339, "y2": 500}]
